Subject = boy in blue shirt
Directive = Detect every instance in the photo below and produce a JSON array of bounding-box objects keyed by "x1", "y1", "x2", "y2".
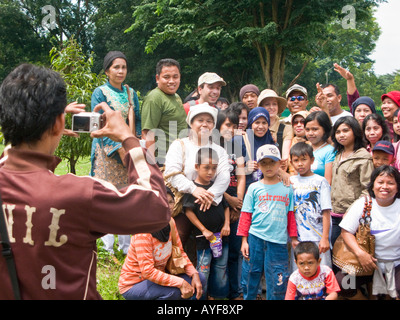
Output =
[{"x1": 237, "y1": 144, "x2": 297, "y2": 300}]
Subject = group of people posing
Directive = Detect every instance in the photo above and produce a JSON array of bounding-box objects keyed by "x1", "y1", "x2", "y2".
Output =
[
  {"x1": 88, "y1": 52, "x2": 400, "y2": 301},
  {"x1": 1, "y1": 51, "x2": 399, "y2": 301}
]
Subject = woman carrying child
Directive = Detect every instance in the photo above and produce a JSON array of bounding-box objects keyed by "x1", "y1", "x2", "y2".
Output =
[{"x1": 164, "y1": 103, "x2": 231, "y2": 244}]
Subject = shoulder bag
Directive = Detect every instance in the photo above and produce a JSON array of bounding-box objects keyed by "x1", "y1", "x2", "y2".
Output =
[
  {"x1": 162, "y1": 139, "x2": 186, "y2": 217},
  {"x1": 332, "y1": 196, "x2": 375, "y2": 276},
  {"x1": 165, "y1": 220, "x2": 187, "y2": 275}
]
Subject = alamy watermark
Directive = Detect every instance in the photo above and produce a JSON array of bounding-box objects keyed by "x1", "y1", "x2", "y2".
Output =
[
  {"x1": 41, "y1": 5, "x2": 57, "y2": 30},
  {"x1": 342, "y1": 5, "x2": 356, "y2": 29}
]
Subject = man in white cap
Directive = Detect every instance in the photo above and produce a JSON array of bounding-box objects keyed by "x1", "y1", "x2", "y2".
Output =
[
  {"x1": 183, "y1": 72, "x2": 226, "y2": 114},
  {"x1": 282, "y1": 84, "x2": 309, "y2": 124}
]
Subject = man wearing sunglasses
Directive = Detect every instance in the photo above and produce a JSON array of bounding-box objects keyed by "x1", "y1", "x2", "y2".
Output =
[{"x1": 282, "y1": 84, "x2": 309, "y2": 124}]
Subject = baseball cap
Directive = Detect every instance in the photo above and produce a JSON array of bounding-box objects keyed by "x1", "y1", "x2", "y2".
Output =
[
  {"x1": 198, "y1": 72, "x2": 226, "y2": 87},
  {"x1": 285, "y1": 84, "x2": 308, "y2": 99},
  {"x1": 256, "y1": 144, "x2": 281, "y2": 163},
  {"x1": 372, "y1": 140, "x2": 395, "y2": 155}
]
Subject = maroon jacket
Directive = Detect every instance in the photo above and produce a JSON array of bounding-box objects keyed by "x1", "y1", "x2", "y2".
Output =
[{"x1": 0, "y1": 137, "x2": 170, "y2": 299}]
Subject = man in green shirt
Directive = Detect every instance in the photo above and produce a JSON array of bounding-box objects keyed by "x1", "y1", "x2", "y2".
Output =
[{"x1": 141, "y1": 58, "x2": 188, "y2": 165}]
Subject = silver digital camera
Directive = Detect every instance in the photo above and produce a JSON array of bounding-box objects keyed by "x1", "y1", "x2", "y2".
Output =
[{"x1": 72, "y1": 112, "x2": 104, "y2": 133}]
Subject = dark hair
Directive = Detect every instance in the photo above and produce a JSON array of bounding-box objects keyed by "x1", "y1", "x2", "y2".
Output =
[
  {"x1": 362, "y1": 113, "x2": 391, "y2": 146},
  {"x1": 166, "y1": 187, "x2": 174, "y2": 199},
  {"x1": 0, "y1": 64, "x2": 67, "y2": 146},
  {"x1": 367, "y1": 165, "x2": 400, "y2": 199},
  {"x1": 332, "y1": 116, "x2": 365, "y2": 153},
  {"x1": 216, "y1": 108, "x2": 239, "y2": 130},
  {"x1": 294, "y1": 241, "x2": 320, "y2": 261},
  {"x1": 290, "y1": 142, "x2": 314, "y2": 159},
  {"x1": 217, "y1": 97, "x2": 230, "y2": 105},
  {"x1": 156, "y1": 58, "x2": 181, "y2": 75},
  {"x1": 394, "y1": 109, "x2": 400, "y2": 143},
  {"x1": 304, "y1": 111, "x2": 332, "y2": 142},
  {"x1": 229, "y1": 102, "x2": 250, "y2": 117},
  {"x1": 195, "y1": 147, "x2": 219, "y2": 165},
  {"x1": 320, "y1": 83, "x2": 340, "y2": 96}
]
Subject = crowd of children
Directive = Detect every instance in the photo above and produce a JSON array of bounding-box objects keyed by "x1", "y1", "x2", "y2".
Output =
[
  {"x1": 121, "y1": 85, "x2": 400, "y2": 300},
  {"x1": 97, "y1": 56, "x2": 400, "y2": 301}
]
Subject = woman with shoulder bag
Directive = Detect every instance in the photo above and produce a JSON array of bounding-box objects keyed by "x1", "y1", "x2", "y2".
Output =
[
  {"x1": 119, "y1": 216, "x2": 205, "y2": 300},
  {"x1": 336, "y1": 165, "x2": 400, "y2": 300}
]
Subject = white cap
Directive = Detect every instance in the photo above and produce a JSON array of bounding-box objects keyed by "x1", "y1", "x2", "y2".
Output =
[
  {"x1": 256, "y1": 144, "x2": 281, "y2": 162},
  {"x1": 198, "y1": 72, "x2": 226, "y2": 86},
  {"x1": 186, "y1": 102, "x2": 219, "y2": 128}
]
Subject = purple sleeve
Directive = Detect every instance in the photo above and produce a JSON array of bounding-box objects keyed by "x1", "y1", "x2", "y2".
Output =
[{"x1": 347, "y1": 89, "x2": 360, "y2": 113}]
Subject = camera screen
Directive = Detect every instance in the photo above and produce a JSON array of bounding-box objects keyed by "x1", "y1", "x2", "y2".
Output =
[{"x1": 73, "y1": 116, "x2": 91, "y2": 132}]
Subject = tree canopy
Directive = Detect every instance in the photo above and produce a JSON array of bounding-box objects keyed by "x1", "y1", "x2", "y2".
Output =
[{"x1": 127, "y1": 0, "x2": 384, "y2": 95}]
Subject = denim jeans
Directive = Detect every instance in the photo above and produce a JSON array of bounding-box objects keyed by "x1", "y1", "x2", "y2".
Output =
[
  {"x1": 122, "y1": 273, "x2": 206, "y2": 300},
  {"x1": 241, "y1": 233, "x2": 289, "y2": 300},
  {"x1": 227, "y1": 220, "x2": 243, "y2": 299},
  {"x1": 197, "y1": 242, "x2": 229, "y2": 299}
]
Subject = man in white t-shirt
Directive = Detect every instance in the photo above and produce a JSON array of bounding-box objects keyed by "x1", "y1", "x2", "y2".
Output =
[{"x1": 315, "y1": 83, "x2": 352, "y2": 125}]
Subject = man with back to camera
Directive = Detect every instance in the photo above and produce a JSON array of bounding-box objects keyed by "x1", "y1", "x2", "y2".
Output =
[
  {"x1": 141, "y1": 58, "x2": 188, "y2": 165},
  {"x1": 0, "y1": 64, "x2": 170, "y2": 299}
]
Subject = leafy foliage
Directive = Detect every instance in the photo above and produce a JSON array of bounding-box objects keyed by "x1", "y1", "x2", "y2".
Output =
[
  {"x1": 50, "y1": 38, "x2": 106, "y2": 173},
  {"x1": 127, "y1": 0, "x2": 383, "y2": 94}
]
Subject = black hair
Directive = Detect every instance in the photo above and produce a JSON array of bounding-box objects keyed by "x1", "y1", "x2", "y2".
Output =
[
  {"x1": 195, "y1": 147, "x2": 219, "y2": 165},
  {"x1": 156, "y1": 58, "x2": 181, "y2": 75},
  {"x1": 362, "y1": 113, "x2": 391, "y2": 145},
  {"x1": 229, "y1": 101, "x2": 250, "y2": 117},
  {"x1": 320, "y1": 83, "x2": 340, "y2": 96},
  {"x1": 367, "y1": 165, "x2": 400, "y2": 199},
  {"x1": 393, "y1": 109, "x2": 400, "y2": 143},
  {"x1": 216, "y1": 108, "x2": 239, "y2": 130},
  {"x1": 166, "y1": 186, "x2": 174, "y2": 199},
  {"x1": 331, "y1": 116, "x2": 365, "y2": 153},
  {"x1": 0, "y1": 64, "x2": 67, "y2": 146},
  {"x1": 290, "y1": 142, "x2": 314, "y2": 159},
  {"x1": 217, "y1": 97, "x2": 230, "y2": 105},
  {"x1": 304, "y1": 111, "x2": 332, "y2": 142},
  {"x1": 294, "y1": 241, "x2": 320, "y2": 261}
]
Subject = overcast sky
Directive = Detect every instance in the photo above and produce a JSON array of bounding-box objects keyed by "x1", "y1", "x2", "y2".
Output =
[{"x1": 369, "y1": 0, "x2": 400, "y2": 75}]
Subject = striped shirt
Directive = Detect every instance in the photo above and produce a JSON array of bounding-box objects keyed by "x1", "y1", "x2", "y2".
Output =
[{"x1": 118, "y1": 218, "x2": 197, "y2": 294}]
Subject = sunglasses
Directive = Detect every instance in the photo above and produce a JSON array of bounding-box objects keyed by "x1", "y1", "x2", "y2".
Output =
[
  {"x1": 293, "y1": 119, "x2": 305, "y2": 125},
  {"x1": 289, "y1": 96, "x2": 306, "y2": 102}
]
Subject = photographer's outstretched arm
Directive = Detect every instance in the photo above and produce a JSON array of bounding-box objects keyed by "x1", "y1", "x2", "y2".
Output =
[{"x1": 89, "y1": 102, "x2": 170, "y2": 235}]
